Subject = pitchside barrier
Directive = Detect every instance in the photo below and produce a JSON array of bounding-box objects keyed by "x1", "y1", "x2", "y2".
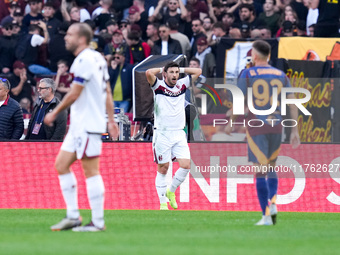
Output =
[{"x1": 0, "y1": 142, "x2": 339, "y2": 212}]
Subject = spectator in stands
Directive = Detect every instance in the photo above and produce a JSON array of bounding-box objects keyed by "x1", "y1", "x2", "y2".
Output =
[
  {"x1": 84, "y1": 19, "x2": 106, "y2": 53},
  {"x1": 109, "y1": 51, "x2": 134, "y2": 113},
  {"x1": 91, "y1": 0, "x2": 113, "y2": 20},
  {"x1": 11, "y1": 19, "x2": 22, "y2": 38},
  {"x1": 195, "y1": 37, "x2": 216, "y2": 78},
  {"x1": 54, "y1": 60, "x2": 73, "y2": 100},
  {"x1": 8, "y1": 61, "x2": 36, "y2": 105},
  {"x1": 212, "y1": 21, "x2": 227, "y2": 43},
  {"x1": 203, "y1": 16, "x2": 214, "y2": 40},
  {"x1": 0, "y1": 20, "x2": 16, "y2": 75},
  {"x1": 126, "y1": 30, "x2": 151, "y2": 65},
  {"x1": 190, "y1": 18, "x2": 206, "y2": 56},
  {"x1": 238, "y1": 4, "x2": 265, "y2": 30},
  {"x1": 308, "y1": 23, "x2": 315, "y2": 37},
  {"x1": 22, "y1": 0, "x2": 43, "y2": 33},
  {"x1": 259, "y1": 26, "x2": 272, "y2": 38},
  {"x1": 186, "y1": 0, "x2": 209, "y2": 20},
  {"x1": 311, "y1": 0, "x2": 340, "y2": 37},
  {"x1": 26, "y1": 78, "x2": 67, "y2": 140},
  {"x1": 93, "y1": 2, "x2": 116, "y2": 32},
  {"x1": 219, "y1": 12, "x2": 233, "y2": 34},
  {"x1": 168, "y1": 18, "x2": 191, "y2": 58},
  {"x1": 150, "y1": 0, "x2": 188, "y2": 33},
  {"x1": 258, "y1": 0, "x2": 280, "y2": 35},
  {"x1": 41, "y1": 1, "x2": 61, "y2": 41},
  {"x1": 146, "y1": 23, "x2": 160, "y2": 48},
  {"x1": 16, "y1": 22, "x2": 50, "y2": 75},
  {"x1": 105, "y1": 19, "x2": 119, "y2": 36},
  {"x1": 104, "y1": 29, "x2": 129, "y2": 63},
  {"x1": 276, "y1": 10, "x2": 298, "y2": 36},
  {"x1": 240, "y1": 22, "x2": 251, "y2": 38},
  {"x1": 1, "y1": 1, "x2": 21, "y2": 25},
  {"x1": 128, "y1": 5, "x2": 149, "y2": 40},
  {"x1": 61, "y1": 1, "x2": 81, "y2": 24},
  {"x1": 48, "y1": 21, "x2": 74, "y2": 73},
  {"x1": 75, "y1": 0, "x2": 91, "y2": 22},
  {"x1": 20, "y1": 98, "x2": 32, "y2": 114},
  {"x1": 151, "y1": 24, "x2": 182, "y2": 55},
  {"x1": 0, "y1": 78, "x2": 24, "y2": 140}
]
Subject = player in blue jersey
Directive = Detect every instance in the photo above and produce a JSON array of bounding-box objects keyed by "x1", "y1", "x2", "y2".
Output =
[{"x1": 226, "y1": 40, "x2": 300, "y2": 225}]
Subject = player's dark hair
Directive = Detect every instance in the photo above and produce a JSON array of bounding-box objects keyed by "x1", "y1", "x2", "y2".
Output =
[
  {"x1": 252, "y1": 40, "x2": 271, "y2": 58},
  {"x1": 76, "y1": 23, "x2": 93, "y2": 45},
  {"x1": 164, "y1": 62, "x2": 180, "y2": 72}
]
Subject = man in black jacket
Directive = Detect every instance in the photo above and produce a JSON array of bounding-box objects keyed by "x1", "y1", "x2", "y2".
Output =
[
  {"x1": 0, "y1": 77, "x2": 24, "y2": 140},
  {"x1": 26, "y1": 78, "x2": 67, "y2": 140},
  {"x1": 151, "y1": 24, "x2": 182, "y2": 55}
]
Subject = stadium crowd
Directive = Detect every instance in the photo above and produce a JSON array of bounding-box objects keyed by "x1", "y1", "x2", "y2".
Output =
[{"x1": 0, "y1": 0, "x2": 337, "y2": 140}]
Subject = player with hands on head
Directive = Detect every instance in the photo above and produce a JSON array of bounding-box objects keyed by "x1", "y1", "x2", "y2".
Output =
[{"x1": 145, "y1": 62, "x2": 201, "y2": 210}]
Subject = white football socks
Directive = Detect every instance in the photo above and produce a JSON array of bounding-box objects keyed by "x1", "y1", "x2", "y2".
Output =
[
  {"x1": 86, "y1": 175, "x2": 105, "y2": 228},
  {"x1": 170, "y1": 168, "x2": 189, "y2": 193},
  {"x1": 58, "y1": 172, "x2": 79, "y2": 219},
  {"x1": 155, "y1": 172, "x2": 167, "y2": 204}
]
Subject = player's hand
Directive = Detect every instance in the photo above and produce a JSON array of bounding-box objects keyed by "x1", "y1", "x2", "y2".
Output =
[
  {"x1": 44, "y1": 112, "x2": 57, "y2": 127},
  {"x1": 108, "y1": 121, "x2": 119, "y2": 141},
  {"x1": 290, "y1": 129, "x2": 300, "y2": 149}
]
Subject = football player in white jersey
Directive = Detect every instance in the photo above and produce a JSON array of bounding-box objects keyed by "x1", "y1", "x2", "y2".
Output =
[
  {"x1": 145, "y1": 62, "x2": 201, "y2": 210},
  {"x1": 44, "y1": 23, "x2": 119, "y2": 232}
]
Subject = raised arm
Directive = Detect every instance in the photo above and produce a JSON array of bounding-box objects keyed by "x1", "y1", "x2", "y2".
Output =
[
  {"x1": 145, "y1": 67, "x2": 162, "y2": 85},
  {"x1": 182, "y1": 67, "x2": 202, "y2": 83},
  {"x1": 310, "y1": 0, "x2": 320, "y2": 9}
]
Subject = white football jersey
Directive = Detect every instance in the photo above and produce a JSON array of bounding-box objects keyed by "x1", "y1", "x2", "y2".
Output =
[
  {"x1": 151, "y1": 75, "x2": 191, "y2": 131},
  {"x1": 69, "y1": 48, "x2": 109, "y2": 133}
]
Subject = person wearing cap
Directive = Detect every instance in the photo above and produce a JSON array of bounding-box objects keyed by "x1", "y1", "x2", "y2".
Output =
[
  {"x1": 103, "y1": 29, "x2": 129, "y2": 63},
  {"x1": 126, "y1": 30, "x2": 151, "y2": 65},
  {"x1": 26, "y1": 78, "x2": 67, "y2": 140},
  {"x1": 128, "y1": 5, "x2": 149, "y2": 40},
  {"x1": 109, "y1": 51, "x2": 134, "y2": 113},
  {"x1": 105, "y1": 19, "x2": 119, "y2": 35},
  {"x1": 22, "y1": 0, "x2": 44, "y2": 34},
  {"x1": 0, "y1": 20, "x2": 16, "y2": 74},
  {"x1": 0, "y1": 78, "x2": 24, "y2": 140},
  {"x1": 0, "y1": 1, "x2": 22, "y2": 26},
  {"x1": 8, "y1": 61, "x2": 36, "y2": 104},
  {"x1": 240, "y1": 22, "x2": 251, "y2": 38},
  {"x1": 42, "y1": 1, "x2": 61, "y2": 40},
  {"x1": 151, "y1": 24, "x2": 182, "y2": 56},
  {"x1": 195, "y1": 36, "x2": 215, "y2": 78}
]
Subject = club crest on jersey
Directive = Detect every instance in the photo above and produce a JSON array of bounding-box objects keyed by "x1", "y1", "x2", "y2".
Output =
[{"x1": 158, "y1": 155, "x2": 163, "y2": 161}]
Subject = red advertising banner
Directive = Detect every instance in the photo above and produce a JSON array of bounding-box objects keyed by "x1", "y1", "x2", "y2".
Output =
[{"x1": 0, "y1": 142, "x2": 339, "y2": 212}]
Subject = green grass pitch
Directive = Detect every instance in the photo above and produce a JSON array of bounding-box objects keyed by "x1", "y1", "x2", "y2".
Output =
[{"x1": 0, "y1": 209, "x2": 338, "y2": 255}]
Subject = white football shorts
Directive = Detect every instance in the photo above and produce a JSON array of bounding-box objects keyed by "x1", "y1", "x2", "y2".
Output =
[
  {"x1": 152, "y1": 129, "x2": 190, "y2": 164},
  {"x1": 61, "y1": 131, "x2": 103, "y2": 159}
]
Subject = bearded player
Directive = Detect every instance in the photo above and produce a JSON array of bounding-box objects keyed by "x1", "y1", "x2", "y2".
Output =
[{"x1": 145, "y1": 62, "x2": 201, "y2": 210}]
